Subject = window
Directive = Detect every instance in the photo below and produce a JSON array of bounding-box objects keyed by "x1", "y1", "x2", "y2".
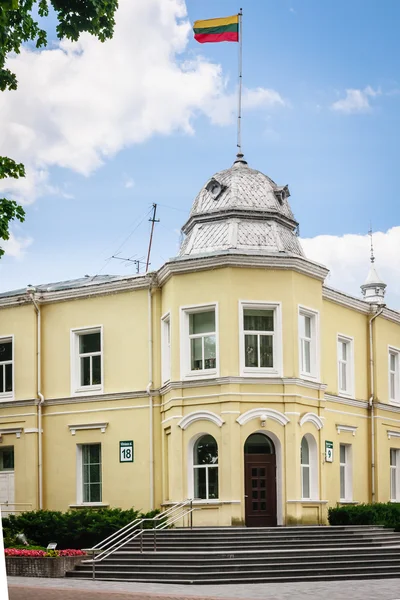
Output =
[
  {"x1": 301, "y1": 434, "x2": 318, "y2": 500},
  {"x1": 389, "y1": 349, "x2": 400, "y2": 404},
  {"x1": 78, "y1": 444, "x2": 102, "y2": 503},
  {"x1": 299, "y1": 308, "x2": 318, "y2": 379},
  {"x1": 193, "y1": 435, "x2": 218, "y2": 500},
  {"x1": 240, "y1": 302, "x2": 282, "y2": 375},
  {"x1": 340, "y1": 444, "x2": 352, "y2": 501},
  {"x1": 0, "y1": 447, "x2": 14, "y2": 471},
  {"x1": 0, "y1": 338, "x2": 13, "y2": 397},
  {"x1": 71, "y1": 328, "x2": 102, "y2": 394},
  {"x1": 390, "y1": 449, "x2": 400, "y2": 501},
  {"x1": 161, "y1": 314, "x2": 171, "y2": 385},
  {"x1": 338, "y1": 336, "x2": 354, "y2": 397},
  {"x1": 181, "y1": 305, "x2": 218, "y2": 379}
]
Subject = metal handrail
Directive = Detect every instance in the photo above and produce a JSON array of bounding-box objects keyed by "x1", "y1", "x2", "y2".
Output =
[
  {"x1": 89, "y1": 498, "x2": 191, "y2": 552},
  {"x1": 89, "y1": 500, "x2": 196, "y2": 579}
]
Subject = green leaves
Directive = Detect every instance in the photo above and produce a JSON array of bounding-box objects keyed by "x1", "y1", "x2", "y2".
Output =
[{"x1": 0, "y1": 0, "x2": 118, "y2": 260}]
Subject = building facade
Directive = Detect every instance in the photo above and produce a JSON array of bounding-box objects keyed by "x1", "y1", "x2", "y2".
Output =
[{"x1": 0, "y1": 154, "x2": 400, "y2": 526}]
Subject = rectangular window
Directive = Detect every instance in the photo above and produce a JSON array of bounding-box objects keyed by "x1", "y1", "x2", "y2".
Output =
[
  {"x1": 338, "y1": 336, "x2": 354, "y2": 397},
  {"x1": 390, "y1": 448, "x2": 400, "y2": 501},
  {"x1": 340, "y1": 444, "x2": 352, "y2": 501},
  {"x1": 0, "y1": 447, "x2": 14, "y2": 471},
  {"x1": 0, "y1": 338, "x2": 13, "y2": 397},
  {"x1": 389, "y1": 349, "x2": 400, "y2": 404},
  {"x1": 181, "y1": 305, "x2": 218, "y2": 379},
  {"x1": 81, "y1": 444, "x2": 102, "y2": 503},
  {"x1": 299, "y1": 308, "x2": 318, "y2": 379},
  {"x1": 240, "y1": 302, "x2": 282, "y2": 375},
  {"x1": 71, "y1": 328, "x2": 102, "y2": 394},
  {"x1": 161, "y1": 314, "x2": 171, "y2": 385}
]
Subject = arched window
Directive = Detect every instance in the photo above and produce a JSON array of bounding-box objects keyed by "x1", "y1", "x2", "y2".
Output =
[
  {"x1": 301, "y1": 434, "x2": 318, "y2": 500},
  {"x1": 193, "y1": 435, "x2": 218, "y2": 500}
]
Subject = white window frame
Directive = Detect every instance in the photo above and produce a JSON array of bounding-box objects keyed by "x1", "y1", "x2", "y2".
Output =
[
  {"x1": 188, "y1": 433, "x2": 219, "y2": 501},
  {"x1": 389, "y1": 347, "x2": 400, "y2": 406},
  {"x1": 300, "y1": 434, "x2": 318, "y2": 500},
  {"x1": 0, "y1": 335, "x2": 14, "y2": 400},
  {"x1": 339, "y1": 443, "x2": 353, "y2": 502},
  {"x1": 161, "y1": 312, "x2": 171, "y2": 385},
  {"x1": 70, "y1": 326, "x2": 103, "y2": 396},
  {"x1": 180, "y1": 303, "x2": 219, "y2": 381},
  {"x1": 337, "y1": 334, "x2": 354, "y2": 398},
  {"x1": 390, "y1": 448, "x2": 400, "y2": 502},
  {"x1": 76, "y1": 443, "x2": 103, "y2": 506},
  {"x1": 239, "y1": 301, "x2": 282, "y2": 377},
  {"x1": 298, "y1": 306, "x2": 319, "y2": 381}
]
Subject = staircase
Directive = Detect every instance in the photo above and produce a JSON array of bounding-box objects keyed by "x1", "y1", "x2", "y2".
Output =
[{"x1": 67, "y1": 526, "x2": 400, "y2": 584}]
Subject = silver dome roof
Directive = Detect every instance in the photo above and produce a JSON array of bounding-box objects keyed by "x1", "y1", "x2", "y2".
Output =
[{"x1": 179, "y1": 156, "x2": 304, "y2": 259}]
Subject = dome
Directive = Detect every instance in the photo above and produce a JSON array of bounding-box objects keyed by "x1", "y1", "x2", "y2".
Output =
[{"x1": 179, "y1": 155, "x2": 304, "y2": 259}]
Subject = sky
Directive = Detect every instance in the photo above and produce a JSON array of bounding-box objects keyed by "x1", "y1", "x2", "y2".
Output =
[{"x1": 0, "y1": 0, "x2": 400, "y2": 307}]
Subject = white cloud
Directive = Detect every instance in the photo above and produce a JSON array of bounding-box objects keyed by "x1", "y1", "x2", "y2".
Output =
[
  {"x1": 331, "y1": 86, "x2": 381, "y2": 114},
  {"x1": 301, "y1": 227, "x2": 400, "y2": 309},
  {"x1": 123, "y1": 177, "x2": 135, "y2": 189},
  {"x1": 0, "y1": 0, "x2": 286, "y2": 203},
  {"x1": 2, "y1": 232, "x2": 32, "y2": 259}
]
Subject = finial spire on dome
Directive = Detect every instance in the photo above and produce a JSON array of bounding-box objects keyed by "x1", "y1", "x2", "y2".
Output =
[
  {"x1": 234, "y1": 152, "x2": 247, "y2": 165},
  {"x1": 361, "y1": 227, "x2": 386, "y2": 305}
]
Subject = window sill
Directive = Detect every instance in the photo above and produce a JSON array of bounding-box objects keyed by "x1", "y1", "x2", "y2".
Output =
[
  {"x1": 69, "y1": 503, "x2": 109, "y2": 509},
  {"x1": 182, "y1": 371, "x2": 218, "y2": 381},
  {"x1": 338, "y1": 391, "x2": 355, "y2": 400},
  {"x1": 0, "y1": 393, "x2": 14, "y2": 401},
  {"x1": 389, "y1": 400, "x2": 400, "y2": 407},
  {"x1": 338, "y1": 500, "x2": 358, "y2": 505},
  {"x1": 72, "y1": 386, "x2": 103, "y2": 397},
  {"x1": 287, "y1": 499, "x2": 328, "y2": 504},
  {"x1": 241, "y1": 370, "x2": 282, "y2": 378}
]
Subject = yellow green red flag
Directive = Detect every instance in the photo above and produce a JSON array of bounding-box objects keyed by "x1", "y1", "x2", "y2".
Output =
[{"x1": 193, "y1": 14, "x2": 239, "y2": 44}]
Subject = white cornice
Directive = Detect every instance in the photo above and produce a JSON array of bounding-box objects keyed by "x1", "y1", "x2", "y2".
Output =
[
  {"x1": 237, "y1": 408, "x2": 289, "y2": 427},
  {"x1": 45, "y1": 389, "x2": 149, "y2": 406},
  {"x1": 299, "y1": 412, "x2": 324, "y2": 430},
  {"x1": 178, "y1": 410, "x2": 225, "y2": 430},
  {"x1": 0, "y1": 427, "x2": 23, "y2": 438},
  {"x1": 322, "y1": 286, "x2": 370, "y2": 314},
  {"x1": 158, "y1": 253, "x2": 329, "y2": 285},
  {"x1": 68, "y1": 422, "x2": 108, "y2": 435},
  {"x1": 387, "y1": 430, "x2": 400, "y2": 439},
  {"x1": 336, "y1": 424, "x2": 357, "y2": 436},
  {"x1": 324, "y1": 393, "x2": 369, "y2": 409}
]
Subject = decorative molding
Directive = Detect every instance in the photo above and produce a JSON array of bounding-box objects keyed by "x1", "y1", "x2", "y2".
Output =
[
  {"x1": 336, "y1": 424, "x2": 357, "y2": 436},
  {"x1": 387, "y1": 430, "x2": 400, "y2": 440},
  {"x1": 236, "y1": 408, "x2": 289, "y2": 427},
  {"x1": 24, "y1": 428, "x2": 42, "y2": 434},
  {"x1": 299, "y1": 412, "x2": 324, "y2": 430},
  {"x1": 324, "y1": 393, "x2": 369, "y2": 409},
  {"x1": 286, "y1": 499, "x2": 328, "y2": 504},
  {"x1": 178, "y1": 411, "x2": 225, "y2": 430},
  {"x1": 68, "y1": 422, "x2": 108, "y2": 435},
  {"x1": 0, "y1": 427, "x2": 23, "y2": 438},
  {"x1": 322, "y1": 286, "x2": 370, "y2": 314},
  {"x1": 161, "y1": 415, "x2": 183, "y2": 425},
  {"x1": 45, "y1": 389, "x2": 150, "y2": 406}
]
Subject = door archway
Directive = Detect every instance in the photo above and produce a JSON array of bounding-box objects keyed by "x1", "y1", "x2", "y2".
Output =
[{"x1": 244, "y1": 433, "x2": 277, "y2": 527}]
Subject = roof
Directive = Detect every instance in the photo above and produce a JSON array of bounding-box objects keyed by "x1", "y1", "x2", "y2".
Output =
[{"x1": 362, "y1": 264, "x2": 386, "y2": 288}]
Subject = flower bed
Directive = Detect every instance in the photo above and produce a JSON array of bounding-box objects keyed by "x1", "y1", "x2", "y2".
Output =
[{"x1": 5, "y1": 548, "x2": 86, "y2": 577}]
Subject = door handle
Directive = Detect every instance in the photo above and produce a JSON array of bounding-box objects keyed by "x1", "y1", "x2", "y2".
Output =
[{"x1": 244, "y1": 495, "x2": 248, "y2": 498}]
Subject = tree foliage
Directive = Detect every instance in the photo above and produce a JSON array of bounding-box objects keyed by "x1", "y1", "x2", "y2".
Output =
[{"x1": 0, "y1": 0, "x2": 118, "y2": 257}]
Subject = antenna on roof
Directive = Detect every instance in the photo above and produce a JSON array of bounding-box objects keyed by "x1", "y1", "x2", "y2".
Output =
[
  {"x1": 111, "y1": 255, "x2": 146, "y2": 274},
  {"x1": 368, "y1": 225, "x2": 375, "y2": 264},
  {"x1": 146, "y1": 204, "x2": 160, "y2": 273}
]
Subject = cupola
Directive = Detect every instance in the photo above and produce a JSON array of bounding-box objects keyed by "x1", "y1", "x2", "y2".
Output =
[{"x1": 361, "y1": 230, "x2": 386, "y2": 305}]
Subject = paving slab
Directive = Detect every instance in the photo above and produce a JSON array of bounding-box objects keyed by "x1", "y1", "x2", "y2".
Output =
[{"x1": 6, "y1": 576, "x2": 400, "y2": 600}]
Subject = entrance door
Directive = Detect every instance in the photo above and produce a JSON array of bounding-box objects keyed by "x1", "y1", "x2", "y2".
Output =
[{"x1": 244, "y1": 434, "x2": 277, "y2": 527}]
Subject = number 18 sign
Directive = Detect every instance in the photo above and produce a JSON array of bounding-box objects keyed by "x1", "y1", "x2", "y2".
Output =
[{"x1": 120, "y1": 441, "x2": 134, "y2": 463}]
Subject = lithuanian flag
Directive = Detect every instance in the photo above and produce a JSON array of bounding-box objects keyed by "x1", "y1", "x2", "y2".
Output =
[{"x1": 193, "y1": 14, "x2": 239, "y2": 44}]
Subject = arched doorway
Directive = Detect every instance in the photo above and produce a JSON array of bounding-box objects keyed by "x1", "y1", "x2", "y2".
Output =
[{"x1": 244, "y1": 433, "x2": 277, "y2": 527}]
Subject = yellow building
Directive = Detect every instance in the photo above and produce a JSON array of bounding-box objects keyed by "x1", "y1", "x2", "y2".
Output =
[{"x1": 1, "y1": 153, "x2": 400, "y2": 526}]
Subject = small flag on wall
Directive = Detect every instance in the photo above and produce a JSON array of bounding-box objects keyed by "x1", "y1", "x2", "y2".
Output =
[{"x1": 193, "y1": 14, "x2": 239, "y2": 44}]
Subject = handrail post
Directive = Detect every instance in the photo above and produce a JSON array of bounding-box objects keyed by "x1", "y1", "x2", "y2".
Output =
[
  {"x1": 153, "y1": 526, "x2": 156, "y2": 552},
  {"x1": 190, "y1": 499, "x2": 193, "y2": 530},
  {"x1": 140, "y1": 522, "x2": 143, "y2": 554},
  {"x1": 92, "y1": 551, "x2": 95, "y2": 580}
]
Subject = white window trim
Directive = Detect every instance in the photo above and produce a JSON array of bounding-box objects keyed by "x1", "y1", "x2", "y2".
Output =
[
  {"x1": 239, "y1": 301, "x2": 283, "y2": 377},
  {"x1": 188, "y1": 433, "x2": 219, "y2": 501},
  {"x1": 298, "y1": 306, "x2": 320, "y2": 381},
  {"x1": 161, "y1": 312, "x2": 171, "y2": 385},
  {"x1": 388, "y1": 346, "x2": 400, "y2": 406},
  {"x1": 0, "y1": 335, "x2": 14, "y2": 401},
  {"x1": 390, "y1": 448, "x2": 400, "y2": 502},
  {"x1": 76, "y1": 443, "x2": 103, "y2": 505},
  {"x1": 340, "y1": 443, "x2": 353, "y2": 502},
  {"x1": 180, "y1": 303, "x2": 219, "y2": 381},
  {"x1": 70, "y1": 326, "x2": 104, "y2": 397},
  {"x1": 337, "y1": 334, "x2": 355, "y2": 399},
  {"x1": 301, "y1": 434, "x2": 319, "y2": 501}
]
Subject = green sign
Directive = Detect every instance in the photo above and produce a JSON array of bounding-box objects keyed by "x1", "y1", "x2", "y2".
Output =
[
  {"x1": 325, "y1": 440, "x2": 333, "y2": 463},
  {"x1": 119, "y1": 440, "x2": 134, "y2": 463}
]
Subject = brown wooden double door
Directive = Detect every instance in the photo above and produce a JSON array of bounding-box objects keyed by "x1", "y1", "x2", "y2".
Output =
[{"x1": 244, "y1": 453, "x2": 277, "y2": 527}]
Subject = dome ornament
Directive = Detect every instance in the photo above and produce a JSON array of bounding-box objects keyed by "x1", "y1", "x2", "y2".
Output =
[
  {"x1": 234, "y1": 152, "x2": 247, "y2": 165},
  {"x1": 361, "y1": 227, "x2": 387, "y2": 304}
]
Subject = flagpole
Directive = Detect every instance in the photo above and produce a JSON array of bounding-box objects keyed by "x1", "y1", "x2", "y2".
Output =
[{"x1": 237, "y1": 8, "x2": 243, "y2": 155}]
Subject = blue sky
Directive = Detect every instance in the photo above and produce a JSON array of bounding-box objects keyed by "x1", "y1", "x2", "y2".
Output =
[{"x1": 1, "y1": 0, "x2": 399, "y2": 306}]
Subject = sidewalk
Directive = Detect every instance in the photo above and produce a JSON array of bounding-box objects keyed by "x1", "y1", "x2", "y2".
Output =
[{"x1": 7, "y1": 576, "x2": 400, "y2": 600}]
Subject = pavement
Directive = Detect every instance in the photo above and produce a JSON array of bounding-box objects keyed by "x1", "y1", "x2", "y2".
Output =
[{"x1": 6, "y1": 577, "x2": 400, "y2": 600}]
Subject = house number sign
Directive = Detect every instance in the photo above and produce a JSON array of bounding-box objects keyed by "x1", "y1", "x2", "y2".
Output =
[
  {"x1": 325, "y1": 440, "x2": 333, "y2": 463},
  {"x1": 119, "y1": 441, "x2": 134, "y2": 463}
]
